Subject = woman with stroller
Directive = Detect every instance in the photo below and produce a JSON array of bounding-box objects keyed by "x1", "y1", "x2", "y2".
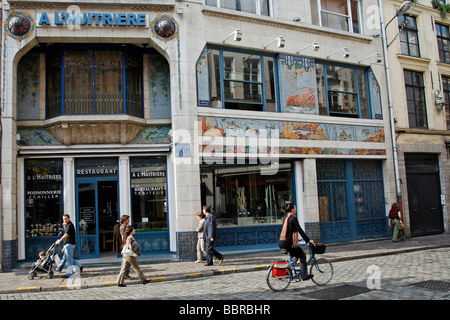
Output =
[{"x1": 117, "y1": 225, "x2": 149, "y2": 287}]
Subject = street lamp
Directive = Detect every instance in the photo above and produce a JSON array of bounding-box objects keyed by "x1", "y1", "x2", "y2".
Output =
[{"x1": 378, "y1": 0, "x2": 413, "y2": 204}]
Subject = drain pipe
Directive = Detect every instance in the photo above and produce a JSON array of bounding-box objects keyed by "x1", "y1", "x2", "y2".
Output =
[{"x1": 378, "y1": 0, "x2": 402, "y2": 205}]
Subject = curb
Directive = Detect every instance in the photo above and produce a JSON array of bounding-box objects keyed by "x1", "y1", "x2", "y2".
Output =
[{"x1": 1, "y1": 244, "x2": 448, "y2": 295}]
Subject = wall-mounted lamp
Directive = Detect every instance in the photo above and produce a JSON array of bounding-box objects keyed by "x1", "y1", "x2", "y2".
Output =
[
  {"x1": 222, "y1": 29, "x2": 242, "y2": 42},
  {"x1": 386, "y1": 1, "x2": 413, "y2": 28},
  {"x1": 358, "y1": 53, "x2": 382, "y2": 64},
  {"x1": 326, "y1": 47, "x2": 350, "y2": 59},
  {"x1": 264, "y1": 36, "x2": 285, "y2": 49},
  {"x1": 296, "y1": 42, "x2": 320, "y2": 54}
]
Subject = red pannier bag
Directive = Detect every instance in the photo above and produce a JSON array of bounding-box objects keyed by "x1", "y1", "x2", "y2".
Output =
[{"x1": 272, "y1": 261, "x2": 288, "y2": 277}]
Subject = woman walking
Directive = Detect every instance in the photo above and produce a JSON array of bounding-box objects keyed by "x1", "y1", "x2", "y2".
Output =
[
  {"x1": 195, "y1": 211, "x2": 206, "y2": 263},
  {"x1": 117, "y1": 225, "x2": 149, "y2": 287}
]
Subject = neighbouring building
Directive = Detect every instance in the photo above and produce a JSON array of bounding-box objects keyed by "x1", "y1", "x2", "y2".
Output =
[{"x1": 382, "y1": 0, "x2": 448, "y2": 238}]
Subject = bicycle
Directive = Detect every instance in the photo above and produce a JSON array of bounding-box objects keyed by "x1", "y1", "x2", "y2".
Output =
[{"x1": 266, "y1": 243, "x2": 333, "y2": 292}]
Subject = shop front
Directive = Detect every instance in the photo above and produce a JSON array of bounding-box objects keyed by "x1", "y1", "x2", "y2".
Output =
[{"x1": 22, "y1": 156, "x2": 169, "y2": 261}]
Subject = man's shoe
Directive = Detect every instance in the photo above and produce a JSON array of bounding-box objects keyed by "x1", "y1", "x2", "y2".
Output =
[
  {"x1": 204, "y1": 263, "x2": 213, "y2": 266},
  {"x1": 80, "y1": 267, "x2": 83, "y2": 273},
  {"x1": 302, "y1": 274, "x2": 314, "y2": 281},
  {"x1": 118, "y1": 284, "x2": 127, "y2": 287},
  {"x1": 142, "y1": 280, "x2": 149, "y2": 285}
]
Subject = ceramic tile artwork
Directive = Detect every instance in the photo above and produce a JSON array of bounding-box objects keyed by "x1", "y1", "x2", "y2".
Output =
[{"x1": 198, "y1": 117, "x2": 385, "y2": 156}]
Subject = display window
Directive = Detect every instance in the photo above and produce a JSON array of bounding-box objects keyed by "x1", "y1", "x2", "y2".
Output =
[
  {"x1": 200, "y1": 163, "x2": 294, "y2": 226},
  {"x1": 25, "y1": 159, "x2": 64, "y2": 238},
  {"x1": 130, "y1": 157, "x2": 168, "y2": 232}
]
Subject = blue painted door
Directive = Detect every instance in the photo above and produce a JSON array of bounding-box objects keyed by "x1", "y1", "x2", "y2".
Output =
[{"x1": 76, "y1": 179, "x2": 118, "y2": 259}]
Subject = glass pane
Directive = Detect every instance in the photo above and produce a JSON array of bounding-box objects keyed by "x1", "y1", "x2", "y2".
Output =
[
  {"x1": 207, "y1": 49, "x2": 222, "y2": 108},
  {"x1": 321, "y1": 11, "x2": 349, "y2": 31},
  {"x1": 357, "y1": 69, "x2": 368, "y2": 118},
  {"x1": 400, "y1": 41, "x2": 409, "y2": 55},
  {"x1": 408, "y1": 30, "x2": 418, "y2": 44},
  {"x1": 351, "y1": 0, "x2": 360, "y2": 33},
  {"x1": 260, "y1": 0, "x2": 270, "y2": 16},
  {"x1": 315, "y1": 63, "x2": 327, "y2": 115},
  {"x1": 223, "y1": 51, "x2": 261, "y2": 82},
  {"x1": 240, "y1": 0, "x2": 257, "y2": 14},
  {"x1": 224, "y1": 80, "x2": 262, "y2": 103},
  {"x1": 131, "y1": 157, "x2": 167, "y2": 232},
  {"x1": 64, "y1": 50, "x2": 93, "y2": 114},
  {"x1": 321, "y1": 0, "x2": 348, "y2": 15},
  {"x1": 25, "y1": 159, "x2": 63, "y2": 238},
  {"x1": 47, "y1": 50, "x2": 62, "y2": 117},
  {"x1": 326, "y1": 65, "x2": 357, "y2": 93},
  {"x1": 126, "y1": 48, "x2": 143, "y2": 117},
  {"x1": 221, "y1": 0, "x2": 238, "y2": 10},
  {"x1": 206, "y1": 0, "x2": 218, "y2": 6},
  {"x1": 263, "y1": 56, "x2": 276, "y2": 111},
  {"x1": 78, "y1": 183, "x2": 97, "y2": 236},
  {"x1": 94, "y1": 50, "x2": 124, "y2": 114},
  {"x1": 328, "y1": 92, "x2": 358, "y2": 115}
]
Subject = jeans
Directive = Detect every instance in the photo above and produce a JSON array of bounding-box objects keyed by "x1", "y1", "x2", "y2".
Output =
[{"x1": 60, "y1": 244, "x2": 82, "y2": 276}]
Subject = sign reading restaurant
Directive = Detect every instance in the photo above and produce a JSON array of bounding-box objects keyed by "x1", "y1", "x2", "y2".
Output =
[{"x1": 37, "y1": 11, "x2": 148, "y2": 27}]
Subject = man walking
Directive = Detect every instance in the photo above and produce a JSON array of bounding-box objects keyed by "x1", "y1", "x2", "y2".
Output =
[
  {"x1": 55, "y1": 214, "x2": 83, "y2": 278},
  {"x1": 203, "y1": 206, "x2": 224, "y2": 266}
]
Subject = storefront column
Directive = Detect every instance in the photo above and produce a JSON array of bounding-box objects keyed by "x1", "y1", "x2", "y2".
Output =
[
  {"x1": 63, "y1": 158, "x2": 75, "y2": 223},
  {"x1": 302, "y1": 159, "x2": 321, "y2": 241},
  {"x1": 119, "y1": 156, "x2": 131, "y2": 220},
  {"x1": 294, "y1": 161, "x2": 305, "y2": 230}
]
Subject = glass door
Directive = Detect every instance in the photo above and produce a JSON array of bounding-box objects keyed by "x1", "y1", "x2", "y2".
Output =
[{"x1": 77, "y1": 182, "x2": 98, "y2": 258}]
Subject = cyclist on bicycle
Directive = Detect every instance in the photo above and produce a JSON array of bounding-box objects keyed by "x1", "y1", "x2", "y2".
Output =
[{"x1": 279, "y1": 202, "x2": 314, "y2": 281}]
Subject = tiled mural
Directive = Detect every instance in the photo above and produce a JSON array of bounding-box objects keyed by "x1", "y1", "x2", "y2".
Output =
[{"x1": 198, "y1": 117, "x2": 385, "y2": 156}]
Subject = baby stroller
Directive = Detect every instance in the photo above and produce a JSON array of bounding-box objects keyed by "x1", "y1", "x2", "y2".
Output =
[{"x1": 28, "y1": 243, "x2": 58, "y2": 280}]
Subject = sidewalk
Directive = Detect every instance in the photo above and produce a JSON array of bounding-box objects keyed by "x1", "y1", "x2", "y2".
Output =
[{"x1": 1, "y1": 233, "x2": 449, "y2": 294}]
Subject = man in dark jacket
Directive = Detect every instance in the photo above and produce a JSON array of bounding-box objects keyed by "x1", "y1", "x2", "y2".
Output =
[{"x1": 202, "y1": 206, "x2": 224, "y2": 266}]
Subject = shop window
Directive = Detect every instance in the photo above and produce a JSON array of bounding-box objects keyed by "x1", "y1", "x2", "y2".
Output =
[
  {"x1": 130, "y1": 157, "x2": 168, "y2": 232},
  {"x1": 206, "y1": 48, "x2": 277, "y2": 111},
  {"x1": 315, "y1": 61, "x2": 369, "y2": 118},
  {"x1": 46, "y1": 44, "x2": 143, "y2": 118},
  {"x1": 25, "y1": 159, "x2": 64, "y2": 238},
  {"x1": 200, "y1": 163, "x2": 294, "y2": 227},
  {"x1": 206, "y1": 0, "x2": 271, "y2": 16}
]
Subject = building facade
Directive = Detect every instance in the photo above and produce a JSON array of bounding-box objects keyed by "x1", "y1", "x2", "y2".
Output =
[
  {"x1": 1, "y1": 0, "x2": 399, "y2": 270},
  {"x1": 382, "y1": 0, "x2": 449, "y2": 238}
]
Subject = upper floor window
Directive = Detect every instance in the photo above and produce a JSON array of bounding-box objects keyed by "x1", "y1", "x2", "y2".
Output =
[
  {"x1": 310, "y1": 0, "x2": 361, "y2": 34},
  {"x1": 441, "y1": 76, "x2": 450, "y2": 129},
  {"x1": 207, "y1": 48, "x2": 277, "y2": 112},
  {"x1": 436, "y1": 23, "x2": 450, "y2": 63},
  {"x1": 46, "y1": 44, "x2": 143, "y2": 118},
  {"x1": 315, "y1": 62, "x2": 369, "y2": 118},
  {"x1": 206, "y1": 0, "x2": 270, "y2": 16},
  {"x1": 398, "y1": 15, "x2": 420, "y2": 57},
  {"x1": 404, "y1": 70, "x2": 427, "y2": 128}
]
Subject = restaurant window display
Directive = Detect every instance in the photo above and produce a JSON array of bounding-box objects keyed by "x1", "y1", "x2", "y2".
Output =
[
  {"x1": 200, "y1": 163, "x2": 294, "y2": 227},
  {"x1": 24, "y1": 159, "x2": 64, "y2": 260},
  {"x1": 130, "y1": 157, "x2": 168, "y2": 232}
]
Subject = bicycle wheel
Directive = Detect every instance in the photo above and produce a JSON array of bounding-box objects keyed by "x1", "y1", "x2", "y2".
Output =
[
  {"x1": 266, "y1": 265, "x2": 292, "y2": 292},
  {"x1": 310, "y1": 258, "x2": 333, "y2": 286}
]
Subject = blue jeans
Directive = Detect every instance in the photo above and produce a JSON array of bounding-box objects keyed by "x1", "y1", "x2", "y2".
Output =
[{"x1": 60, "y1": 244, "x2": 82, "y2": 276}]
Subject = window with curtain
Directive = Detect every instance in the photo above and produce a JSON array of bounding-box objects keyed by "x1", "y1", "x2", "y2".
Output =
[
  {"x1": 404, "y1": 70, "x2": 427, "y2": 128},
  {"x1": 310, "y1": 0, "x2": 361, "y2": 34},
  {"x1": 206, "y1": 0, "x2": 271, "y2": 16}
]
